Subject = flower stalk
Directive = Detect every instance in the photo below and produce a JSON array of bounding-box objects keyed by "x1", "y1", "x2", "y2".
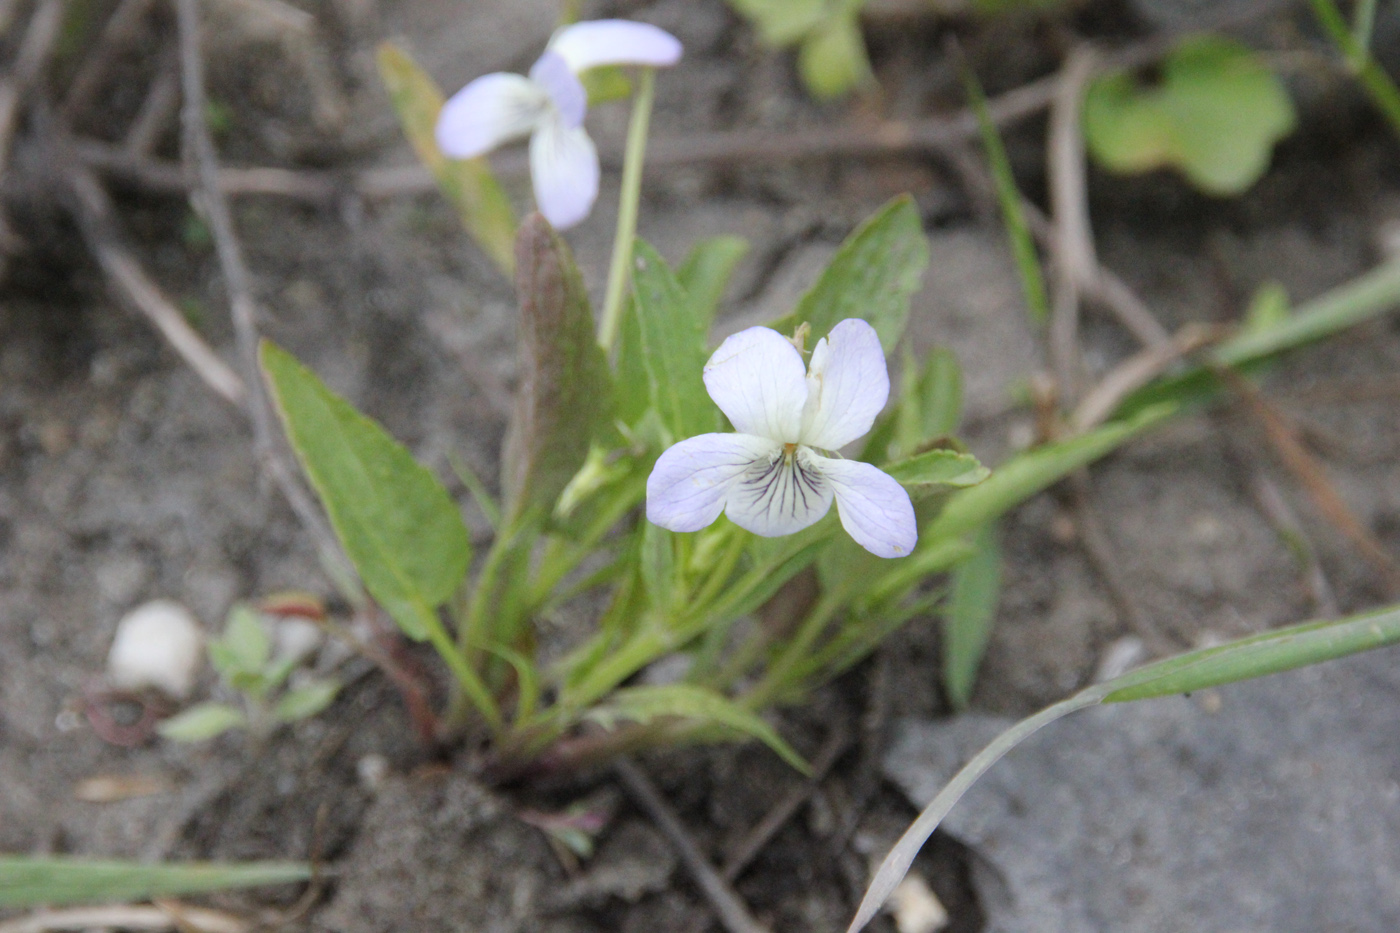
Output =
[{"x1": 598, "y1": 67, "x2": 657, "y2": 352}]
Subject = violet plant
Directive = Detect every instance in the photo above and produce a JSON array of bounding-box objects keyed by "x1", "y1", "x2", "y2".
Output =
[{"x1": 254, "y1": 15, "x2": 1400, "y2": 789}]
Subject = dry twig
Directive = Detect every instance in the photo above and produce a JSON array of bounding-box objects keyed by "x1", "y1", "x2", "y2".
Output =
[
  {"x1": 1070, "y1": 323, "x2": 1224, "y2": 431},
  {"x1": 615, "y1": 759, "x2": 772, "y2": 933},
  {"x1": 0, "y1": 904, "x2": 247, "y2": 933},
  {"x1": 61, "y1": 0, "x2": 157, "y2": 119},
  {"x1": 175, "y1": 0, "x2": 352, "y2": 583},
  {"x1": 720, "y1": 723, "x2": 852, "y2": 882}
]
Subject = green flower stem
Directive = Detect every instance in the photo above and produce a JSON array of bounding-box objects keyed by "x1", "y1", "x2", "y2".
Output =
[
  {"x1": 690, "y1": 527, "x2": 749, "y2": 613},
  {"x1": 462, "y1": 526, "x2": 522, "y2": 655},
  {"x1": 420, "y1": 604, "x2": 501, "y2": 731},
  {"x1": 1354, "y1": 0, "x2": 1378, "y2": 54},
  {"x1": 1308, "y1": 0, "x2": 1400, "y2": 140},
  {"x1": 742, "y1": 591, "x2": 844, "y2": 709},
  {"x1": 597, "y1": 68, "x2": 656, "y2": 353}
]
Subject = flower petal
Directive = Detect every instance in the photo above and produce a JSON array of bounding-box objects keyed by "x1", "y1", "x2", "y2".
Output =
[
  {"x1": 647, "y1": 433, "x2": 780, "y2": 533},
  {"x1": 529, "y1": 111, "x2": 599, "y2": 229},
  {"x1": 528, "y1": 51, "x2": 586, "y2": 129},
  {"x1": 548, "y1": 19, "x2": 683, "y2": 73},
  {"x1": 798, "y1": 318, "x2": 890, "y2": 450},
  {"x1": 814, "y1": 455, "x2": 917, "y2": 558},
  {"x1": 725, "y1": 446, "x2": 835, "y2": 538},
  {"x1": 436, "y1": 72, "x2": 547, "y2": 158},
  {"x1": 703, "y1": 327, "x2": 809, "y2": 442}
]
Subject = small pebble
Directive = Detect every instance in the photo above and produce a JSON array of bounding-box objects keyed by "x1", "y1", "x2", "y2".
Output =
[
  {"x1": 889, "y1": 875, "x2": 949, "y2": 933},
  {"x1": 357, "y1": 753, "x2": 390, "y2": 793},
  {"x1": 107, "y1": 600, "x2": 205, "y2": 699},
  {"x1": 1094, "y1": 636, "x2": 1147, "y2": 683}
]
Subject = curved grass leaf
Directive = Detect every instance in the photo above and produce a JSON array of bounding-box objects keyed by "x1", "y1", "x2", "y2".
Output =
[
  {"x1": 848, "y1": 600, "x2": 1400, "y2": 932},
  {"x1": 376, "y1": 43, "x2": 516, "y2": 276},
  {"x1": 587, "y1": 683, "x2": 809, "y2": 773},
  {"x1": 884, "y1": 449, "x2": 988, "y2": 493},
  {"x1": 260, "y1": 341, "x2": 471, "y2": 641},
  {"x1": 941, "y1": 523, "x2": 1003, "y2": 710},
  {"x1": 0, "y1": 857, "x2": 310, "y2": 908},
  {"x1": 771, "y1": 195, "x2": 929, "y2": 353}
]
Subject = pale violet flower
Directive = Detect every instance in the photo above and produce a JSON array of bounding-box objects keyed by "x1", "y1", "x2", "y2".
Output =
[
  {"x1": 435, "y1": 20, "x2": 682, "y2": 230},
  {"x1": 647, "y1": 319, "x2": 917, "y2": 558}
]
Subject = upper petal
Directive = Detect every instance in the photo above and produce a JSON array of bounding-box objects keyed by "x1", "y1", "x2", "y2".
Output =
[
  {"x1": 528, "y1": 51, "x2": 586, "y2": 129},
  {"x1": 548, "y1": 20, "x2": 683, "y2": 73},
  {"x1": 528, "y1": 112, "x2": 599, "y2": 229},
  {"x1": 798, "y1": 318, "x2": 890, "y2": 450},
  {"x1": 647, "y1": 433, "x2": 780, "y2": 533},
  {"x1": 724, "y1": 446, "x2": 835, "y2": 538},
  {"x1": 703, "y1": 326, "x2": 809, "y2": 443},
  {"x1": 436, "y1": 72, "x2": 548, "y2": 158},
  {"x1": 814, "y1": 455, "x2": 917, "y2": 558}
]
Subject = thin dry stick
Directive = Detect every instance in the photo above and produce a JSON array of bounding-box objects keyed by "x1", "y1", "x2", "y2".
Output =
[
  {"x1": 78, "y1": 138, "x2": 341, "y2": 200},
  {"x1": 721, "y1": 723, "x2": 851, "y2": 882},
  {"x1": 0, "y1": 905, "x2": 248, "y2": 933},
  {"x1": 61, "y1": 0, "x2": 157, "y2": 119},
  {"x1": 0, "y1": 0, "x2": 64, "y2": 272},
  {"x1": 61, "y1": 159, "x2": 248, "y2": 405},
  {"x1": 1223, "y1": 369, "x2": 1400, "y2": 596},
  {"x1": 1070, "y1": 323, "x2": 1224, "y2": 431},
  {"x1": 175, "y1": 0, "x2": 351, "y2": 582},
  {"x1": 614, "y1": 759, "x2": 773, "y2": 933},
  {"x1": 123, "y1": 65, "x2": 180, "y2": 156}
]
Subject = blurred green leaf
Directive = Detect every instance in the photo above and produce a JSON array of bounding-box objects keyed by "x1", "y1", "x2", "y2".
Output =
[
  {"x1": 260, "y1": 341, "x2": 472, "y2": 642},
  {"x1": 377, "y1": 42, "x2": 516, "y2": 276},
  {"x1": 581, "y1": 65, "x2": 632, "y2": 105},
  {"x1": 641, "y1": 519, "x2": 678, "y2": 613},
  {"x1": 502, "y1": 215, "x2": 614, "y2": 523},
  {"x1": 213, "y1": 606, "x2": 270, "y2": 677},
  {"x1": 0, "y1": 857, "x2": 310, "y2": 908},
  {"x1": 156, "y1": 703, "x2": 247, "y2": 742},
  {"x1": 918, "y1": 348, "x2": 964, "y2": 439},
  {"x1": 772, "y1": 195, "x2": 929, "y2": 353},
  {"x1": 942, "y1": 523, "x2": 1002, "y2": 710},
  {"x1": 1083, "y1": 36, "x2": 1296, "y2": 196},
  {"x1": 726, "y1": 0, "x2": 827, "y2": 45},
  {"x1": 798, "y1": 12, "x2": 871, "y2": 99},
  {"x1": 587, "y1": 684, "x2": 809, "y2": 772},
  {"x1": 678, "y1": 235, "x2": 749, "y2": 337},
  {"x1": 884, "y1": 449, "x2": 989, "y2": 493},
  {"x1": 965, "y1": 65, "x2": 1050, "y2": 324},
  {"x1": 272, "y1": 679, "x2": 340, "y2": 723},
  {"x1": 1243, "y1": 281, "x2": 1291, "y2": 333},
  {"x1": 632, "y1": 240, "x2": 717, "y2": 440}
]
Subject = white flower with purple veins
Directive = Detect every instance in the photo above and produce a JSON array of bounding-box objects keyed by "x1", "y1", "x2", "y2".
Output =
[
  {"x1": 435, "y1": 20, "x2": 682, "y2": 230},
  {"x1": 647, "y1": 319, "x2": 918, "y2": 558}
]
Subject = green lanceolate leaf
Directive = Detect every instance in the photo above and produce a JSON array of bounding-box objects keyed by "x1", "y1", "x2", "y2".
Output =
[
  {"x1": 632, "y1": 239, "x2": 716, "y2": 441},
  {"x1": 273, "y1": 679, "x2": 340, "y2": 722},
  {"x1": 260, "y1": 342, "x2": 472, "y2": 641},
  {"x1": 586, "y1": 683, "x2": 809, "y2": 772},
  {"x1": 376, "y1": 43, "x2": 516, "y2": 276},
  {"x1": 1083, "y1": 35, "x2": 1296, "y2": 196},
  {"x1": 502, "y1": 215, "x2": 614, "y2": 523},
  {"x1": 0, "y1": 857, "x2": 310, "y2": 908},
  {"x1": 210, "y1": 605, "x2": 270, "y2": 678},
  {"x1": 772, "y1": 195, "x2": 929, "y2": 353},
  {"x1": 798, "y1": 12, "x2": 871, "y2": 99},
  {"x1": 727, "y1": 0, "x2": 827, "y2": 45},
  {"x1": 884, "y1": 449, "x2": 989, "y2": 494},
  {"x1": 917, "y1": 347, "x2": 963, "y2": 441},
  {"x1": 156, "y1": 702, "x2": 247, "y2": 741},
  {"x1": 677, "y1": 235, "x2": 749, "y2": 337},
  {"x1": 640, "y1": 519, "x2": 678, "y2": 614},
  {"x1": 942, "y1": 523, "x2": 1003, "y2": 710},
  {"x1": 925, "y1": 403, "x2": 1176, "y2": 544}
]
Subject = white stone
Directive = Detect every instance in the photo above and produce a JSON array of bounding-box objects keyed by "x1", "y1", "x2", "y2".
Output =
[
  {"x1": 889, "y1": 875, "x2": 949, "y2": 933},
  {"x1": 107, "y1": 600, "x2": 205, "y2": 699}
]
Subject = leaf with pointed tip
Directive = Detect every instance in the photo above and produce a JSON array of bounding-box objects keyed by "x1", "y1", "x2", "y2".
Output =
[
  {"x1": 632, "y1": 239, "x2": 716, "y2": 441},
  {"x1": 501, "y1": 215, "x2": 614, "y2": 523},
  {"x1": 884, "y1": 449, "x2": 988, "y2": 494},
  {"x1": 260, "y1": 342, "x2": 471, "y2": 641},
  {"x1": 771, "y1": 195, "x2": 929, "y2": 353},
  {"x1": 156, "y1": 703, "x2": 247, "y2": 742},
  {"x1": 942, "y1": 523, "x2": 1002, "y2": 710},
  {"x1": 377, "y1": 42, "x2": 516, "y2": 276},
  {"x1": 0, "y1": 857, "x2": 310, "y2": 908}
]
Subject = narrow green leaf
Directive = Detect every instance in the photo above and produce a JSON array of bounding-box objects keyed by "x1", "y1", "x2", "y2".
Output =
[
  {"x1": 260, "y1": 342, "x2": 472, "y2": 641},
  {"x1": 272, "y1": 679, "x2": 340, "y2": 723},
  {"x1": 632, "y1": 239, "x2": 716, "y2": 440},
  {"x1": 156, "y1": 703, "x2": 247, "y2": 741},
  {"x1": 771, "y1": 195, "x2": 930, "y2": 353},
  {"x1": 501, "y1": 215, "x2": 614, "y2": 523},
  {"x1": 376, "y1": 43, "x2": 516, "y2": 276},
  {"x1": 925, "y1": 403, "x2": 1175, "y2": 544},
  {"x1": 942, "y1": 523, "x2": 1003, "y2": 710},
  {"x1": 641, "y1": 520, "x2": 677, "y2": 613},
  {"x1": 581, "y1": 65, "x2": 632, "y2": 105},
  {"x1": 677, "y1": 235, "x2": 748, "y2": 337},
  {"x1": 964, "y1": 67, "x2": 1051, "y2": 324},
  {"x1": 883, "y1": 449, "x2": 989, "y2": 492},
  {"x1": 0, "y1": 857, "x2": 310, "y2": 908},
  {"x1": 219, "y1": 605, "x2": 270, "y2": 674},
  {"x1": 587, "y1": 684, "x2": 809, "y2": 773},
  {"x1": 1242, "y1": 281, "x2": 1290, "y2": 333},
  {"x1": 1116, "y1": 259, "x2": 1400, "y2": 418},
  {"x1": 919, "y1": 348, "x2": 963, "y2": 439},
  {"x1": 727, "y1": 0, "x2": 827, "y2": 45},
  {"x1": 798, "y1": 12, "x2": 871, "y2": 99}
]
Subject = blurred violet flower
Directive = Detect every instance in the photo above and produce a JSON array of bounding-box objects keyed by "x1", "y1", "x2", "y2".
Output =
[
  {"x1": 647, "y1": 319, "x2": 917, "y2": 558},
  {"x1": 435, "y1": 20, "x2": 682, "y2": 230}
]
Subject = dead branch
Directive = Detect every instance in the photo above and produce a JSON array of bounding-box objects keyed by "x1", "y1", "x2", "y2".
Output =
[
  {"x1": 61, "y1": 0, "x2": 158, "y2": 119},
  {"x1": 0, "y1": 905, "x2": 248, "y2": 933},
  {"x1": 1070, "y1": 324, "x2": 1224, "y2": 432},
  {"x1": 615, "y1": 759, "x2": 773, "y2": 933},
  {"x1": 175, "y1": 0, "x2": 353, "y2": 584}
]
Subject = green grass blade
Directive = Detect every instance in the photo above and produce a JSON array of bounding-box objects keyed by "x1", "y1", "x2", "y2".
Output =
[
  {"x1": 963, "y1": 66, "x2": 1050, "y2": 324},
  {"x1": 942, "y1": 522, "x2": 1003, "y2": 710},
  {"x1": 0, "y1": 857, "x2": 310, "y2": 908}
]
